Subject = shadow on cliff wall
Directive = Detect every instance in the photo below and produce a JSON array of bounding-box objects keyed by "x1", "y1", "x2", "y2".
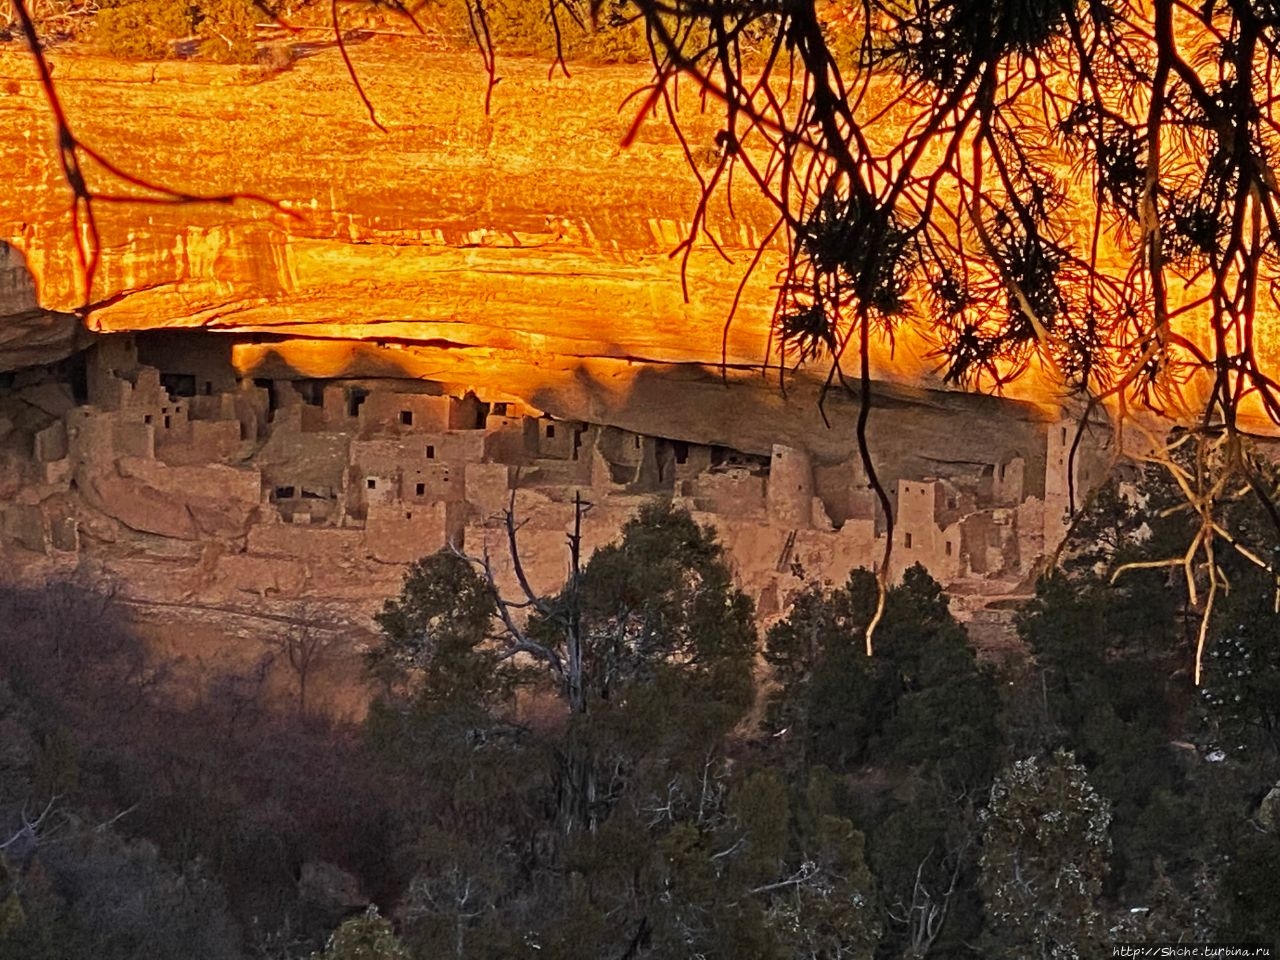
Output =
[
  {"x1": 0, "y1": 239, "x2": 95, "y2": 370},
  {"x1": 222, "y1": 330, "x2": 1058, "y2": 497},
  {"x1": 0, "y1": 239, "x2": 39, "y2": 317},
  {"x1": 526, "y1": 357, "x2": 1057, "y2": 496}
]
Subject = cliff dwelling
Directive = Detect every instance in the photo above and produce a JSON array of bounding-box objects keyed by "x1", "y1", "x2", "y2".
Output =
[
  {"x1": 0, "y1": 329, "x2": 1113, "y2": 650},
  {"x1": 6, "y1": 0, "x2": 1280, "y2": 950},
  {"x1": 0, "y1": 39, "x2": 1138, "y2": 668}
]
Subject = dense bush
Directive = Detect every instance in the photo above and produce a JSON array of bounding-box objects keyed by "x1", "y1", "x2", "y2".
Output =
[
  {"x1": 762, "y1": 564, "x2": 1003, "y2": 959},
  {"x1": 0, "y1": 582, "x2": 403, "y2": 958},
  {"x1": 93, "y1": 0, "x2": 258, "y2": 61},
  {"x1": 1019, "y1": 462, "x2": 1280, "y2": 946},
  {"x1": 361, "y1": 505, "x2": 877, "y2": 959},
  {"x1": 979, "y1": 750, "x2": 1112, "y2": 959},
  {"x1": 4, "y1": 479, "x2": 1280, "y2": 957}
]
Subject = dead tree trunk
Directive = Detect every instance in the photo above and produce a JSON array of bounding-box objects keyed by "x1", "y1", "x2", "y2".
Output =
[
  {"x1": 462, "y1": 490, "x2": 597, "y2": 834},
  {"x1": 558, "y1": 490, "x2": 595, "y2": 833}
]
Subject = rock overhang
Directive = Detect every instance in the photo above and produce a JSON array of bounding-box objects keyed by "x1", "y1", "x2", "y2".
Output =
[{"x1": 0, "y1": 37, "x2": 1066, "y2": 439}]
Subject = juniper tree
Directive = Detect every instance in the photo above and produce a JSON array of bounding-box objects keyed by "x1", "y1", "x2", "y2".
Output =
[
  {"x1": 763, "y1": 564, "x2": 1000, "y2": 958},
  {"x1": 979, "y1": 750, "x2": 1112, "y2": 960},
  {"x1": 1021, "y1": 463, "x2": 1280, "y2": 939},
  {"x1": 364, "y1": 503, "x2": 890, "y2": 959}
]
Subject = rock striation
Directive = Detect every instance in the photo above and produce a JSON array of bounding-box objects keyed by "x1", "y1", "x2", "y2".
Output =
[
  {"x1": 0, "y1": 39, "x2": 1035, "y2": 402},
  {"x1": 1, "y1": 38, "x2": 1091, "y2": 473},
  {"x1": 0, "y1": 38, "x2": 1116, "y2": 698}
]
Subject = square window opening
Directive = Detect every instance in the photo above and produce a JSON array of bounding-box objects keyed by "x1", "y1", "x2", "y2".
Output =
[{"x1": 347, "y1": 389, "x2": 368, "y2": 418}]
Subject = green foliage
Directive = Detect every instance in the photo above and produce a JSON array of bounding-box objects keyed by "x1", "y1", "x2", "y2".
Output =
[
  {"x1": 979, "y1": 750, "x2": 1111, "y2": 960},
  {"x1": 13, "y1": 466, "x2": 1280, "y2": 960},
  {"x1": 314, "y1": 906, "x2": 409, "y2": 960},
  {"x1": 1019, "y1": 519, "x2": 1190, "y2": 897},
  {"x1": 1201, "y1": 563, "x2": 1280, "y2": 760},
  {"x1": 364, "y1": 504, "x2": 874, "y2": 959},
  {"x1": 568, "y1": 501, "x2": 757, "y2": 726},
  {"x1": 1109, "y1": 856, "x2": 1219, "y2": 943},
  {"x1": 765, "y1": 563, "x2": 1000, "y2": 788},
  {"x1": 638, "y1": 764, "x2": 879, "y2": 960},
  {"x1": 878, "y1": 567, "x2": 1002, "y2": 787},
  {"x1": 765, "y1": 569, "x2": 890, "y2": 771},
  {"x1": 1013, "y1": 458, "x2": 1280, "y2": 949},
  {"x1": 763, "y1": 564, "x2": 1000, "y2": 958},
  {"x1": 727, "y1": 768, "x2": 790, "y2": 882},
  {"x1": 1218, "y1": 832, "x2": 1280, "y2": 945},
  {"x1": 365, "y1": 503, "x2": 772, "y2": 959},
  {"x1": 1021, "y1": 461, "x2": 1280, "y2": 926},
  {"x1": 774, "y1": 770, "x2": 880, "y2": 960},
  {"x1": 371, "y1": 551, "x2": 509, "y2": 709}
]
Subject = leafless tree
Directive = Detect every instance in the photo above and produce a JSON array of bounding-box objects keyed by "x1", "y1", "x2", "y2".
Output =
[
  {"x1": 266, "y1": 599, "x2": 339, "y2": 715},
  {"x1": 453, "y1": 489, "x2": 596, "y2": 831},
  {"x1": 0, "y1": 794, "x2": 62, "y2": 858},
  {"x1": 886, "y1": 844, "x2": 966, "y2": 959}
]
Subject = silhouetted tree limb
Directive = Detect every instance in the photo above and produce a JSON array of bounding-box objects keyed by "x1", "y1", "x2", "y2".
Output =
[
  {"x1": 609, "y1": 0, "x2": 1280, "y2": 667},
  {"x1": 9, "y1": 0, "x2": 300, "y2": 310}
]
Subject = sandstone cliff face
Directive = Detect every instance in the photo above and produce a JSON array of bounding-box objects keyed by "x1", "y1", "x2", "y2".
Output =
[
  {"x1": 1, "y1": 337, "x2": 1077, "y2": 689},
  {"x1": 0, "y1": 39, "x2": 1035, "y2": 425},
  {"x1": 1, "y1": 32, "x2": 1110, "y2": 488},
  {"x1": 0, "y1": 241, "x2": 88, "y2": 370},
  {"x1": 3, "y1": 42, "x2": 783, "y2": 361},
  {"x1": 0, "y1": 37, "x2": 1089, "y2": 695}
]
